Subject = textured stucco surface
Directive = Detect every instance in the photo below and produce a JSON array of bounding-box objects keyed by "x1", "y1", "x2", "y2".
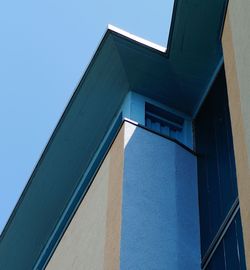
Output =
[
  {"x1": 45, "y1": 122, "x2": 200, "y2": 270},
  {"x1": 104, "y1": 127, "x2": 124, "y2": 270},
  {"x1": 222, "y1": 6, "x2": 250, "y2": 267},
  {"x1": 120, "y1": 122, "x2": 200, "y2": 270},
  {"x1": 46, "y1": 127, "x2": 124, "y2": 270},
  {"x1": 225, "y1": 0, "x2": 250, "y2": 167}
]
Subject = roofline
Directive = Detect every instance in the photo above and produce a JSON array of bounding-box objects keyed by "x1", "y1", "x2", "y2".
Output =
[
  {"x1": 0, "y1": 0, "x2": 229, "y2": 267},
  {"x1": 107, "y1": 24, "x2": 167, "y2": 53},
  {"x1": 0, "y1": 27, "x2": 112, "y2": 241},
  {"x1": 1, "y1": 2, "x2": 180, "y2": 240}
]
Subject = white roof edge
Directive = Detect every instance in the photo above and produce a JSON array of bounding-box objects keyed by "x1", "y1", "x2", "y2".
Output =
[{"x1": 108, "y1": 24, "x2": 167, "y2": 53}]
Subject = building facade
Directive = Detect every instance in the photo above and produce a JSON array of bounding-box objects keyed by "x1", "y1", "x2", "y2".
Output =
[{"x1": 0, "y1": 0, "x2": 250, "y2": 269}]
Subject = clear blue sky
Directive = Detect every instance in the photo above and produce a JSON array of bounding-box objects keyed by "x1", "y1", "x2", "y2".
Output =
[{"x1": 0, "y1": 0, "x2": 174, "y2": 233}]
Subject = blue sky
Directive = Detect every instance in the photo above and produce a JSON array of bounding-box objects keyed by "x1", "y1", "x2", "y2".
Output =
[{"x1": 0, "y1": 0, "x2": 173, "y2": 232}]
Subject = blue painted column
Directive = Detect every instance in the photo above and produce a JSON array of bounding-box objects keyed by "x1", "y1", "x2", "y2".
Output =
[{"x1": 120, "y1": 122, "x2": 200, "y2": 270}]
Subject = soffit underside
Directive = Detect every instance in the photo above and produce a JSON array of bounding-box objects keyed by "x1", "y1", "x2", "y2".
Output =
[
  {"x1": 0, "y1": 0, "x2": 228, "y2": 268},
  {"x1": 111, "y1": 0, "x2": 226, "y2": 116}
]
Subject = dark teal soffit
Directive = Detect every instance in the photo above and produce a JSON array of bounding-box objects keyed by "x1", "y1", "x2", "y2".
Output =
[{"x1": 0, "y1": 1, "x2": 228, "y2": 269}]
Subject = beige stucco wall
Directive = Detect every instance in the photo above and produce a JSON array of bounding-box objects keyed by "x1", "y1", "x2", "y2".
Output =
[
  {"x1": 222, "y1": 3, "x2": 250, "y2": 267},
  {"x1": 46, "y1": 127, "x2": 124, "y2": 270}
]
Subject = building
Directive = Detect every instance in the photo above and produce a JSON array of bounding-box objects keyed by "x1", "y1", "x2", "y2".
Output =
[{"x1": 0, "y1": 0, "x2": 249, "y2": 269}]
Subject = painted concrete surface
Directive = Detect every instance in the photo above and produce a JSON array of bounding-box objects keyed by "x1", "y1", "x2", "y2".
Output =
[
  {"x1": 225, "y1": 1, "x2": 250, "y2": 167},
  {"x1": 46, "y1": 127, "x2": 124, "y2": 270},
  {"x1": 222, "y1": 8, "x2": 250, "y2": 267},
  {"x1": 104, "y1": 127, "x2": 124, "y2": 270},
  {"x1": 45, "y1": 121, "x2": 200, "y2": 270},
  {"x1": 120, "y1": 122, "x2": 200, "y2": 270}
]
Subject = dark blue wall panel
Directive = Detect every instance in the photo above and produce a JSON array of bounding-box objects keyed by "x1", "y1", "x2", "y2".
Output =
[
  {"x1": 195, "y1": 67, "x2": 246, "y2": 269},
  {"x1": 195, "y1": 68, "x2": 238, "y2": 254},
  {"x1": 206, "y1": 213, "x2": 246, "y2": 270}
]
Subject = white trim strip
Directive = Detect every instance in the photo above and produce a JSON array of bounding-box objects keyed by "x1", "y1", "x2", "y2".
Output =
[{"x1": 108, "y1": 24, "x2": 167, "y2": 53}]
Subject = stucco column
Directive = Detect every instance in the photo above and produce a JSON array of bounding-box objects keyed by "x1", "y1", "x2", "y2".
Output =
[{"x1": 222, "y1": 4, "x2": 250, "y2": 267}]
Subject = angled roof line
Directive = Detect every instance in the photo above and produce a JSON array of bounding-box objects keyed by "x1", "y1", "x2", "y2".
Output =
[
  {"x1": 0, "y1": 10, "x2": 179, "y2": 242},
  {"x1": 108, "y1": 24, "x2": 167, "y2": 53},
  {"x1": 0, "y1": 0, "x2": 229, "y2": 268}
]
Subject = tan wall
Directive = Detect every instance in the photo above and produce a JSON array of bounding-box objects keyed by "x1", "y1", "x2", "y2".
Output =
[
  {"x1": 46, "y1": 127, "x2": 124, "y2": 270},
  {"x1": 222, "y1": 4, "x2": 250, "y2": 268}
]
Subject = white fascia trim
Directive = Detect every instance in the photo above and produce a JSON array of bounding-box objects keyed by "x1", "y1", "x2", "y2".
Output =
[
  {"x1": 123, "y1": 117, "x2": 139, "y2": 126},
  {"x1": 108, "y1": 24, "x2": 167, "y2": 53}
]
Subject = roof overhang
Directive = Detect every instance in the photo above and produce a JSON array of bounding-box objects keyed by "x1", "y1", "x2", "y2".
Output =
[{"x1": 0, "y1": 0, "x2": 228, "y2": 269}]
